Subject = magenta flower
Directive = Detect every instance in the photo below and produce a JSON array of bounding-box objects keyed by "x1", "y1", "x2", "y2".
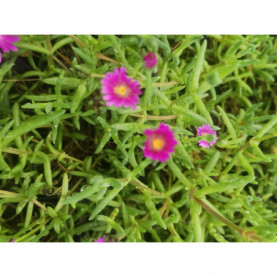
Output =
[
  {"x1": 101, "y1": 67, "x2": 142, "y2": 110},
  {"x1": 197, "y1": 124, "x2": 217, "y2": 148},
  {"x1": 143, "y1": 52, "x2": 157, "y2": 69},
  {"x1": 94, "y1": 236, "x2": 106, "y2": 242},
  {"x1": 143, "y1": 123, "x2": 178, "y2": 162},
  {"x1": 0, "y1": 35, "x2": 19, "y2": 63}
]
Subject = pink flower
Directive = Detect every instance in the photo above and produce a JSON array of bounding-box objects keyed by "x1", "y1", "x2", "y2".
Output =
[
  {"x1": 197, "y1": 124, "x2": 217, "y2": 148},
  {"x1": 101, "y1": 67, "x2": 142, "y2": 110},
  {"x1": 94, "y1": 236, "x2": 106, "y2": 242},
  {"x1": 0, "y1": 35, "x2": 19, "y2": 63},
  {"x1": 143, "y1": 52, "x2": 157, "y2": 69},
  {"x1": 143, "y1": 123, "x2": 178, "y2": 162}
]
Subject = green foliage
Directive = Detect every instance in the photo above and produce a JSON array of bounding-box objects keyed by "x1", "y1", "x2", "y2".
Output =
[{"x1": 0, "y1": 35, "x2": 276, "y2": 242}]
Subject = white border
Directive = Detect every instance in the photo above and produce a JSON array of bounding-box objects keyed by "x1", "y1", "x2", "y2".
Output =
[
  {"x1": 0, "y1": 243, "x2": 276, "y2": 277},
  {"x1": 1, "y1": 0, "x2": 277, "y2": 34}
]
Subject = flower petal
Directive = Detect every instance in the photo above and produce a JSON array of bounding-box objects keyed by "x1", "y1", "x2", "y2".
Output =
[
  {"x1": 101, "y1": 67, "x2": 142, "y2": 110},
  {"x1": 143, "y1": 123, "x2": 177, "y2": 162}
]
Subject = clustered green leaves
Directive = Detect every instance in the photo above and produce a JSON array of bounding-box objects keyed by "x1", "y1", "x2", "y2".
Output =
[{"x1": 0, "y1": 35, "x2": 276, "y2": 242}]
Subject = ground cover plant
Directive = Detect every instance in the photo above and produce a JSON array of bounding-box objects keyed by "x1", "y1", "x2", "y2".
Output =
[{"x1": 0, "y1": 35, "x2": 276, "y2": 242}]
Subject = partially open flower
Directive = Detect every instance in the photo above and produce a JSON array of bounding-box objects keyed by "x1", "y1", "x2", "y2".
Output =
[
  {"x1": 197, "y1": 124, "x2": 217, "y2": 148},
  {"x1": 0, "y1": 35, "x2": 19, "y2": 63},
  {"x1": 101, "y1": 67, "x2": 142, "y2": 110},
  {"x1": 94, "y1": 236, "x2": 106, "y2": 242},
  {"x1": 143, "y1": 52, "x2": 157, "y2": 69},
  {"x1": 143, "y1": 123, "x2": 178, "y2": 162}
]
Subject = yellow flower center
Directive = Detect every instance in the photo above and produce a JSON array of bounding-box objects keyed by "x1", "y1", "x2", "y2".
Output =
[
  {"x1": 114, "y1": 85, "x2": 129, "y2": 97},
  {"x1": 152, "y1": 138, "x2": 165, "y2": 150}
]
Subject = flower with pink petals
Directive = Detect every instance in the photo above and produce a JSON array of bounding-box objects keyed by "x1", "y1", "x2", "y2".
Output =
[
  {"x1": 197, "y1": 124, "x2": 217, "y2": 148},
  {"x1": 94, "y1": 236, "x2": 106, "y2": 242},
  {"x1": 143, "y1": 123, "x2": 178, "y2": 162},
  {"x1": 143, "y1": 52, "x2": 157, "y2": 69},
  {"x1": 101, "y1": 67, "x2": 142, "y2": 110},
  {"x1": 0, "y1": 35, "x2": 19, "y2": 63}
]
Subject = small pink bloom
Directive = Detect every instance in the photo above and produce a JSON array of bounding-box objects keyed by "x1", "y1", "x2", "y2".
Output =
[
  {"x1": 94, "y1": 236, "x2": 106, "y2": 242},
  {"x1": 0, "y1": 35, "x2": 19, "y2": 63},
  {"x1": 143, "y1": 123, "x2": 178, "y2": 162},
  {"x1": 101, "y1": 67, "x2": 142, "y2": 110},
  {"x1": 197, "y1": 124, "x2": 217, "y2": 148},
  {"x1": 143, "y1": 52, "x2": 157, "y2": 69}
]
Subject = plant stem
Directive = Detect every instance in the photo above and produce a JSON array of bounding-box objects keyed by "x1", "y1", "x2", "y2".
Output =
[
  {"x1": 130, "y1": 114, "x2": 177, "y2": 120},
  {"x1": 15, "y1": 218, "x2": 52, "y2": 242},
  {"x1": 192, "y1": 193, "x2": 268, "y2": 242}
]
